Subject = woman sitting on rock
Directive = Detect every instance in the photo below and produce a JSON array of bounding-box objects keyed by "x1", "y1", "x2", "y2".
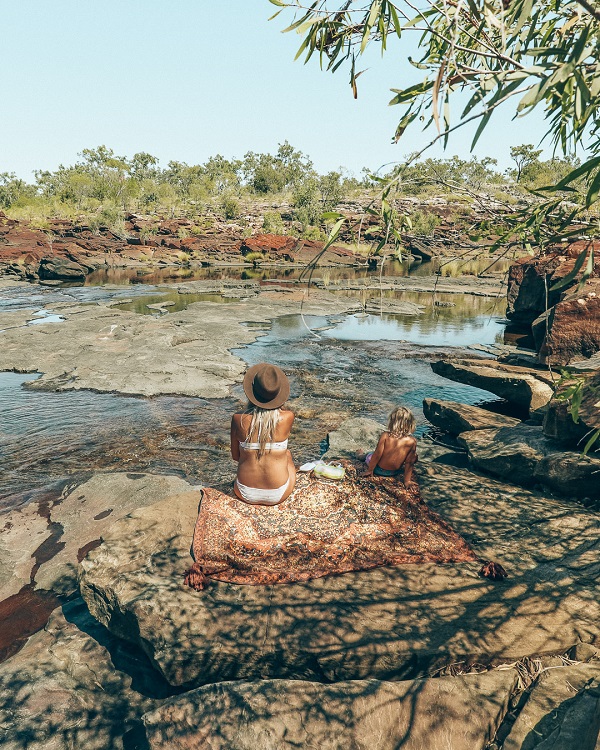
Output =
[{"x1": 230, "y1": 363, "x2": 296, "y2": 506}]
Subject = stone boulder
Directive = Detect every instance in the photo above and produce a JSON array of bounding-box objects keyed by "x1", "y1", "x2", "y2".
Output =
[
  {"x1": 143, "y1": 671, "x2": 518, "y2": 750},
  {"x1": 423, "y1": 398, "x2": 520, "y2": 436},
  {"x1": 240, "y1": 233, "x2": 298, "y2": 261},
  {"x1": 535, "y1": 279, "x2": 600, "y2": 365},
  {"x1": 506, "y1": 254, "x2": 566, "y2": 328},
  {"x1": 38, "y1": 257, "x2": 87, "y2": 281},
  {"x1": 507, "y1": 244, "x2": 600, "y2": 328},
  {"x1": 503, "y1": 663, "x2": 600, "y2": 750},
  {"x1": 543, "y1": 370, "x2": 600, "y2": 448},
  {"x1": 79, "y1": 456, "x2": 600, "y2": 689},
  {"x1": 240, "y1": 234, "x2": 358, "y2": 266},
  {"x1": 459, "y1": 424, "x2": 550, "y2": 486},
  {"x1": 324, "y1": 417, "x2": 385, "y2": 460},
  {"x1": 460, "y1": 424, "x2": 600, "y2": 498},
  {"x1": 0, "y1": 597, "x2": 169, "y2": 750},
  {"x1": 430, "y1": 359, "x2": 554, "y2": 412}
]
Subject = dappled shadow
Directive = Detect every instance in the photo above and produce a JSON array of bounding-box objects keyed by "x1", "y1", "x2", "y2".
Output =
[
  {"x1": 142, "y1": 673, "x2": 514, "y2": 749},
  {"x1": 0, "y1": 596, "x2": 184, "y2": 750},
  {"x1": 73, "y1": 465, "x2": 598, "y2": 745},
  {"x1": 1, "y1": 460, "x2": 598, "y2": 748}
]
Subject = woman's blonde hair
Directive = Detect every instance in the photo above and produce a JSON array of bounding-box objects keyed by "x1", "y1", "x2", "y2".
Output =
[
  {"x1": 387, "y1": 406, "x2": 415, "y2": 437},
  {"x1": 245, "y1": 403, "x2": 281, "y2": 458}
]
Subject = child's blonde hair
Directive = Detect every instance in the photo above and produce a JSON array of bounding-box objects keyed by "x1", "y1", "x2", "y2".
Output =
[{"x1": 387, "y1": 406, "x2": 415, "y2": 437}]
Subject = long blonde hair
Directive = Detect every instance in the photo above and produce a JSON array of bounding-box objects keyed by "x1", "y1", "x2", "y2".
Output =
[
  {"x1": 387, "y1": 406, "x2": 415, "y2": 437},
  {"x1": 245, "y1": 404, "x2": 281, "y2": 458}
]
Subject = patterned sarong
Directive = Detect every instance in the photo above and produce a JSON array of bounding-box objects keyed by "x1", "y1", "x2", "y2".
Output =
[{"x1": 184, "y1": 462, "x2": 489, "y2": 587}]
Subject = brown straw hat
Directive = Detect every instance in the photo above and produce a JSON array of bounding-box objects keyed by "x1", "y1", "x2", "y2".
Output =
[{"x1": 243, "y1": 363, "x2": 290, "y2": 409}]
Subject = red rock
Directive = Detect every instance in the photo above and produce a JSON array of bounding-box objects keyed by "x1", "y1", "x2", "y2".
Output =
[
  {"x1": 537, "y1": 279, "x2": 600, "y2": 365},
  {"x1": 507, "y1": 244, "x2": 600, "y2": 328}
]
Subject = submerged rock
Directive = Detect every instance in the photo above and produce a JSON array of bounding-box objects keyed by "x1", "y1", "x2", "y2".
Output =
[{"x1": 142, "y1": 671, "x2": 518, "y2": 750}]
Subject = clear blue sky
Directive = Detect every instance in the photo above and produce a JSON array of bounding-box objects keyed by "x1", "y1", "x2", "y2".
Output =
[{"x1": 2, "y1": 0, "x2": 553, "y2": 180}]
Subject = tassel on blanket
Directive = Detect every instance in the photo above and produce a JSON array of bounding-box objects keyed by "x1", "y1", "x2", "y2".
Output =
[
  {"x1": 478, "y1": 561, "x2": 508, "y2": 581},
  {"x1": 183, "y1": 562, "x2": 210, "y2": 591}
]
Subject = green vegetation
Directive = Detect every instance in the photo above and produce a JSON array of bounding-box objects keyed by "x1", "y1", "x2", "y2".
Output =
[
  {"x1": 272, "y1": 0, "x2": 600, "y2": 263},
  {"x1": 1, "y1": 139, "x2": 591, "y2": 245}
]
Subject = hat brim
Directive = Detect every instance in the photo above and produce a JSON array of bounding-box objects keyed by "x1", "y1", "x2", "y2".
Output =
[{"x1": 243, "y1": 363, "x2": 290, "y2": 409}]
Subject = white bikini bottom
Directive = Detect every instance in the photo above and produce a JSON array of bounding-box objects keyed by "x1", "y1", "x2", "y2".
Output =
[{"x1": 234, "y1": 478, "x2": 289, "y2": 505}]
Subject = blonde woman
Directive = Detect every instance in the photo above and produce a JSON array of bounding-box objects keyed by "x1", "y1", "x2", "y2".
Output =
[
  {"x1": 230, "y1": 363, "x2": 296, "y2": 506},
  {"x1": 363, "y1": 406, "x2": 418, "y2": 486}
]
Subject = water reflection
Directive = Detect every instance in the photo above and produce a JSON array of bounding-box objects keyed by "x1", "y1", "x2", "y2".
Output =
[
  {"x1": 113, "y1": 291, "x2": 238, "y2": 315},
  {"x1": 80, "y1": 255, "x2": 513, "y2": 287}
]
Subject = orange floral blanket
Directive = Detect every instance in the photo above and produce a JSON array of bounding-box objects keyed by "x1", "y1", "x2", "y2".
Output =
[{"x1": 183, "y1": 463, "x2": 502, "y2": 588}]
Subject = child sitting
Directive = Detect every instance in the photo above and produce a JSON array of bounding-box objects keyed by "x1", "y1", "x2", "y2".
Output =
[{"x1": 363, "y1": 406, "x2": 418, "y2": 486}]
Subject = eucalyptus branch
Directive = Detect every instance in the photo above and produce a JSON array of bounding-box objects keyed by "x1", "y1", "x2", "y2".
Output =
[{"x1": 575, "y1": 0, "x2": 600, "y2": 22}]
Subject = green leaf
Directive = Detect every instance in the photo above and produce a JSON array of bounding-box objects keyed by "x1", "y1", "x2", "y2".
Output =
[
  {"x1": 549, "y1": 247, "x2": 590, "y2": 292},
  {"x1": 322, "y1": 216, "x2": 346, "y2": 251},
  {"x1": 578, "y1": 247, "x2": 595, "y2": 290},
  {"x1": 471, "y1": 109, "x2": 492, "y2": 150},
  {"x1": 389, "y1": 3, "x2": 402, "y2": 37},
  {"x1": 582, "y1": 428, "x2": 600, "y2": 456},
  {"x1": 586, "y1": 170, "x2": 600, "y2": 207},
  {"x1": 554, "y1": 156, "x2": 600, "y2": 189}
]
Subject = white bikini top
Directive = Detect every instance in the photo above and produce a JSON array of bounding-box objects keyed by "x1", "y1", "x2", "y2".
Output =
[{"x1": 239, "y1": 439, "x2": 289, "y2": 451}]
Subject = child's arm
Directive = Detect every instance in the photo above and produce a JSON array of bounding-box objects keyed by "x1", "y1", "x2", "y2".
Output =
[
  {"x1": 362, "y1": 434, "x2": 386, "y2": 476},
  {"x1": 403, "y1": 439, "x2": 418, "y2": 486}
]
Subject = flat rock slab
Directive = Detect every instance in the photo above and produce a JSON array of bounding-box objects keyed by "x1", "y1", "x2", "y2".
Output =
[
  {"x1": 0, "y1": 473, "x2": 194, "y2": 601},
  {"x1": 431, "y1": 359, "x2": 554, "y2": 412},
  {"x1": 0, "y1": 288, "x2": 357, "y2": 397},
  {"x1": 423, "y1": 397, "x2": 521, "y2": 435},
  {"x1": 503, "y1": 663, "x2": 600, "y2": 750},
  {"x1": 79, "y1": 458, "x2": 600, "y2": 688},
  {"x1": 143, "y1": 671, "x2": 518, "y2": 750}
]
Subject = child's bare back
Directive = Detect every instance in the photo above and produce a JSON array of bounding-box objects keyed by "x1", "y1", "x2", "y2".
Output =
[{"x1": 362, "y1": 406, "x2": 418, "y2": 486}]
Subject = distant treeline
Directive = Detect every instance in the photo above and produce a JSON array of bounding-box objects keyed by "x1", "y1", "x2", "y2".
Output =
[{"x1": 0, "y1": 142, "x2": 579, "y2": 235}]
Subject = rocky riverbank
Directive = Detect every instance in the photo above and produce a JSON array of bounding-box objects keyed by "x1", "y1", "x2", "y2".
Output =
[
  {"x1": 1, "y1": 237, "x2": 599, "y2": 748},
  {"x1": 1, "y1": 420, "x2": 599, "y2": 749}
]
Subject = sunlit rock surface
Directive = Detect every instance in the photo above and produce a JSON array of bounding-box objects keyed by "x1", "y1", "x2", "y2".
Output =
[
  {"x1": 142, "y1": 671, "x2": 518, "y2": 750},
  {"x1": 423, "y1": 397, "x2": 520, "y2": 435},
  {"x1": 430, "y1": 358, "x2": 554, "y2": 412}
]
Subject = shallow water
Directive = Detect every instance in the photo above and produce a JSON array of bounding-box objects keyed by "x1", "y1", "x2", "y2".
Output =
[
  {"x1": 0, "y1": 279, "x2": 509, "y2": 512},
  {"x1": 113, "y1": 291, "x2": 239, "y2": 315},
  {"x1": 80, "y1": 255, "x2": 513, "y2": 287}
]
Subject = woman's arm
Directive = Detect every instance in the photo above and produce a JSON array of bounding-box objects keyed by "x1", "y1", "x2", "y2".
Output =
[{"x1": 230, "y1": 416, "x2": 240, "y2": 462}]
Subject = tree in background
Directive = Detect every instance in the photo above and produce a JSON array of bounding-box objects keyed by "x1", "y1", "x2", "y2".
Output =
[
  {"x1": 270, "y1": 0, "x2": 600, "y2": 267},
  {"x1": 509, "y1": 145, "x2": 542, "y2": 183}
]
